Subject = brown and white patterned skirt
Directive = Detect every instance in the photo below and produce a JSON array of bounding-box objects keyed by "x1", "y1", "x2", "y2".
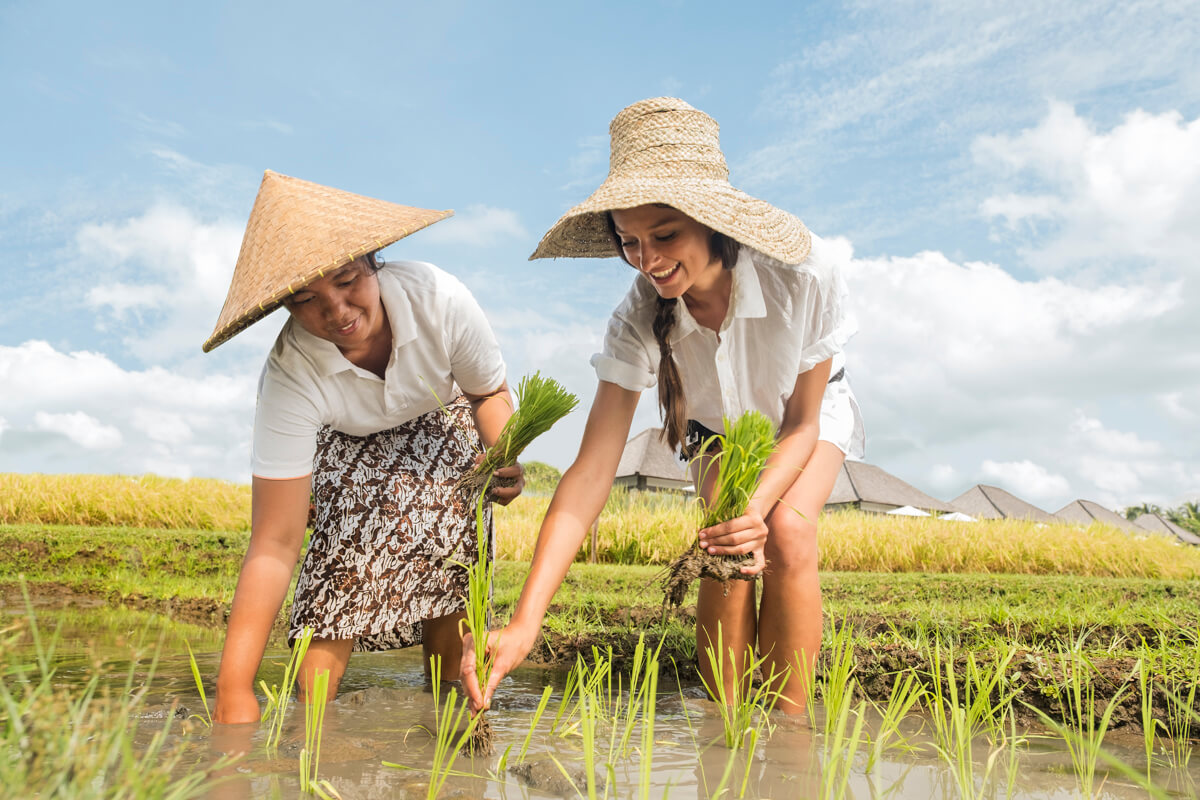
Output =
[{"x1": 289, "y1": 397, "x2": 492, "y2": 652}]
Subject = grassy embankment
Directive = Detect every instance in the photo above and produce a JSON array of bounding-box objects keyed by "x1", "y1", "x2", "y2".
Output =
[{"x1": 3, "y1": 473, "x2": 1200, "y2": 731}]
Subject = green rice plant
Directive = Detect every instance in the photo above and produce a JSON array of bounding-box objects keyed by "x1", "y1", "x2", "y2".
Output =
[
  {"x1": 184, "y1": 640, "x2": 212, "y2": 727},
  {"x1": 385, "y1": 656, "x2": 479, "y2": 800},
  {"x1": 924, "y1": 641, "x2": 1021, "y2": 799},
  {"x1": 459, "y1": 372, "x2": 579, "y2": 493},
  {"x1": 819, "y1": 618, "x2": 859, "y2": 736},
  {"x1": 515, "y1": 684, "x2": 554, "y2": 765},
  {"x1": 637, "y1": 653, "x2": 659, "y2": 800},
  {"x1": 259, "y1": 626, "x2": 315, "y2": 753},
  {"x1": 1026, "y1": 645, "x2": 1128, "y2": 799},
  {"x1": 820, "y1": 697, "x2": 869, "y2": 800},
  {"x1": 699, "y1": 622, "x2": 785, "y2": 750},
  {"x1": 662, "y1": 410, "x2": 776, "y2": 605},
  {"x1": 1160, "y1": 627, "x2": 1199, "y2": 771},
  {"x1": 864, "y1": 669, "x2": 922, "y2": 773},
  {"x1": 0, "y1": 584, "x2": 226, "y2": 799},
  {"x1": 1136, "y1": 653, "x2": 1162, "y2": 779},
  {"x1": 458, "y1": 488, "x2": 497, "y2": 754},
  {"x1": 298, "y1": 668, "x2": 329, "y2": 794}
]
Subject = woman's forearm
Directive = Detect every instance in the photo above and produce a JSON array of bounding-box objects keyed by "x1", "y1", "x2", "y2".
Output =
[
  {"x1": 467, "y1": 383, "x2": 515, "y2": 450},
  {"x1": 216, "y1": 542, "x2": 302, "y2": 691},
  {"x1": 748, "y1": 422, "x2": 819, "y2": 518}
]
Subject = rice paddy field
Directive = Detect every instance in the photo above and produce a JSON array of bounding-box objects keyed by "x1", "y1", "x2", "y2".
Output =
[{"x1": 3, "y1": 473, "x2": 1200, "y2": 798}]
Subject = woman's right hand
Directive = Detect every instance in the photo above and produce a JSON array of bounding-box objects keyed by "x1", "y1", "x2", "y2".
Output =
[
  {"x1": 213, "y1": 685, "x2": 261, "y2": 725},
  {"x1": 460, "y1": 623, "x2": 537, "y2": 713}
]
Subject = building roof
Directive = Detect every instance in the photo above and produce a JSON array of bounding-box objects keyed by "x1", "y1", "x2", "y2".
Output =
[
  {"x1": 949, "y1": 485, "x2": 1055, "y2": 522},
  {"x1": 1134, "y1": 513, "x2": 1200, "y2": 546},
  {"x1": 615, "y1": 428, "x2": 690, "y2": 484},
  {"x1": 1054, "y1": 499, "x2": 1140, "y2": 531},
  {"x1": 827, "y1": 461, "x2": 958, "y2": 513}
]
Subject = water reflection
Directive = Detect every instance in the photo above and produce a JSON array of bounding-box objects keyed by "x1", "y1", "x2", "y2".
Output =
[{"x1": 4, "y1": 605, "x2": 1198, "y2": 799}]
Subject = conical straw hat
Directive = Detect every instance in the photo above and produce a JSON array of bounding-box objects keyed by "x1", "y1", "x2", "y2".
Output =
[
  {"x1": 202, "y1": 170, "x2": 452, "y2": 352},
  {"x1": 530, "y1": 97, "x2": 810, "y2": 264}
]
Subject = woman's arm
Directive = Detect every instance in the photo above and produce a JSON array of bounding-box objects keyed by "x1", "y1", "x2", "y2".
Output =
[
  {"x1": 698, "y1": 357, "x2": 833, "y2": 574},
  {"x1": 213, "y1": 475, "x2": 311, "y2": 724},
  {"x1": 463, "y1": 381, "x2": 524, "y2": 505},
  {"x1": 462, "y1": 380, "x2": 641, "y2": 710}
]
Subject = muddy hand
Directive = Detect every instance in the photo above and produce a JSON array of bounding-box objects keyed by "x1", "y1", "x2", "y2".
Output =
[
  {"x1": 488, "y1": 462, "x2": 525, "y2": 506},
  {"x1": 697, "y1": 508, "x2": 768, "y2": 576},
  {"x1": 213, "y1": 685, "x2": 261, "y2": 726}
]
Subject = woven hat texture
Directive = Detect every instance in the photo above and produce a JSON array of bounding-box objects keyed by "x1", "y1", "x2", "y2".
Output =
[
  {"x1": 530, "y1": 97, "x2": 810, "y2": 263},
  {"x1": 202, "y1": 170, "x2": 452, "y2": 352}
]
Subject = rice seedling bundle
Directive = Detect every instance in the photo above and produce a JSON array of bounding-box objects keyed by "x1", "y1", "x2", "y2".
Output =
[
  {"x1": 458, "y1": 372, "x2": 579, "y2": 494},
  {"x1": 662, "y1": 411, "x2": 776, "y2": 606}
]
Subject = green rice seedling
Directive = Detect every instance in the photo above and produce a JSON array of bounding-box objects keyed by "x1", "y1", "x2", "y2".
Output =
[
  {"x1": 1136, "y1": 654, "x2": 1162, "y2": 779},
  {"x1": 385, "y1": 657, "x2": 479, "y2": 800},
  {"x1": 515, "y1": 684, "x2": 554, "y2": 766},
  {"x1": 820, "y1": 697, "x2": 869, "y2": 800},
  {"x1": 459, "y1": 488, "x2": 497, "y2": 755},
  {"x1": 184, "y1": 640, "x2": 212, "y2": 727},
  {"x1": 1161, "y1": 629, "x2": 1199, "y2": 771},
  {"x1": 637, "y1": 654, "x2": 660, "y2": 800},
  {"x1": 259, "y1": 626, "x2": 315, "y2": 753},
  {"x1": 662, "y1": 410, "x2": 776, "y2": 605},
  {"x1": 819, "y1": 618, "x2": 859, "y2": 736},
  {"x1": 864, "y1": 669, "x2": 922, "y2": 773},
  {"x1": 458, "y1": 372, "x2": 579, "y2": 494},
  {"x1": 699, "y1": 622, "x2": 785, "y2": 750},
  {"x1": 1027, "y1": 645, "x2": 1128, "y2": 799},
  {"x1": 298, "y1": 668, "x2": 330, "y2": 794}
]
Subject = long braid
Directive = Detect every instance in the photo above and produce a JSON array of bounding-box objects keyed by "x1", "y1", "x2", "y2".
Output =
[{"x1": 652, "y1": 296, "x2": 687, "y2": 452}]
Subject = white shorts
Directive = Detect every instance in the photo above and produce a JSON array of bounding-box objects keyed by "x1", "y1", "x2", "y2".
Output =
[{"x1": 819, "y1": 370, "x2": 865, "y2": 460}]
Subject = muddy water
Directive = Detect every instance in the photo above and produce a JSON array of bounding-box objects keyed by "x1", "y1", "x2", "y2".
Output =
[{"x1": 4, "y1": 605, "x2": 1198, "y2": 799}]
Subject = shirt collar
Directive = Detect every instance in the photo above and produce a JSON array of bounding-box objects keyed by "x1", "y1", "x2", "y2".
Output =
[
  {"x1": 667, "y1": 246, "x2": 766, "y2": 343},
  {"x1": 286, "y1": 265, "x2": 418, "y2": 378}
]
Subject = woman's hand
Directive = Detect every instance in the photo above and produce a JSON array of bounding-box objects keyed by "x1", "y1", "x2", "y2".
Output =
[
  {"x1": 488, "y1": 461, "x2": 525, "y2": 506},
  {"x1": 213, "y1": 684, "x2": 261, "y2": 726},
  {"x1": 460, "y1": 622, "x2": 538, "y2": 713},
  {"x1": 698, "y1": 507, "x2": 768, "y2": 576}
]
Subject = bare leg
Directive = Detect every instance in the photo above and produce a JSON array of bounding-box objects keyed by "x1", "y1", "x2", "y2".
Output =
[
  {"x1": 758, "y1": 441, "x2": 845, "y2": 714},
  {"x1": 422, "y1": 610, "x2": 469, "y2": 683},
  {"x1": 692, "y1": 450, "x2": 758, "y2": 702},
  {"x1": 299, "y1": 637, "x2": 354, "y2": 702}
]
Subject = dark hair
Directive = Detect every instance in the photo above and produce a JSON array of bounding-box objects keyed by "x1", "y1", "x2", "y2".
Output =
[
  {"x1": 364, "y1": 251, "x2": 384, "y2": 273},
  {"x1": 605, "y1": 211, "x2": 739, "y2": 453}
]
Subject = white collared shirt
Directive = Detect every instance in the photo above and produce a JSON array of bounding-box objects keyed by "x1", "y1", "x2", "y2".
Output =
[
  {"x1": 251, "y1": 260, "x2": 506, "y2": 479},
  {"x1": 591, "y1": 235, "x2": 852, "y2": 434}
]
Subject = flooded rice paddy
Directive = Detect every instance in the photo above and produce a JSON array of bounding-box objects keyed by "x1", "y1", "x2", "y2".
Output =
[{"x1": 3, "y1": 602, "x2": 1198, "y2": 799}]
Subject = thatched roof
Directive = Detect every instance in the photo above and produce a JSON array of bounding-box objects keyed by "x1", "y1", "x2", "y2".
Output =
[
  {"x1": 1054, "y1": 499, "x2": 1140, "y2": 532},
  {"x1": 1134, "y1": 513, "x2": 1200, "y2": 546},
  {"x1": 949, "y1": 485, "x2": 1054, "y2": 522},
  {"x1": 827, "y1": 461, "x2": 958, "y2": 513},
  {"x1": 615, "y1": 428, "x2": 690, "y2": 483}
]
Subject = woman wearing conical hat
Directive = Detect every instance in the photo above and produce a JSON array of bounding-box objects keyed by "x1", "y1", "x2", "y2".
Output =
[
  {"x1": 204, "y1": 172, "x2": 523, "y2": 724},
  {"x1": 463, "y1": 98, "x2": 864, "y2": 716}
]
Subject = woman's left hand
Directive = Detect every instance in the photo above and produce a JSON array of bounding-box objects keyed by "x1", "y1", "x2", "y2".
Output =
[
  {"x1": 488, "y1": 461, "x2": 525, "y2": 506},
  {"x1": 698, "y1": 507, "x2": 768, "y2": 576}
]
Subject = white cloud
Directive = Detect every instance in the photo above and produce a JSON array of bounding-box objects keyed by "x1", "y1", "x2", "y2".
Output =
[
  {"x1": 420, "y1": 204, "x2": 528, "y2": 248},
  {"x1": 980, "y1": 459, "x2": 1071, "y2": 502},
  {"x1": 0, "y1": 341, "x2": 256, "y2": 480},
  {"x1": 976, "y1": 103, "x2": 1200, "y2": 272},
  {"x1": 1159, "y1": 392, "x2": 1196, "y2": 422},
  {"x1": 33, "y1": 411, "x2": 122, "y2": 450}
]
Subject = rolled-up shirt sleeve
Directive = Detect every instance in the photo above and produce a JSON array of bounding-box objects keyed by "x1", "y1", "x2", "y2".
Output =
[
  {"x1": 795, "y1": 252, "x2": 847, "y2": 374},
  {"x1": 591, "y1": 314, "x2": 656, "y2": 391},
  {"x1": 445, "y1": 277, "x2": 507, "y2": 395}
]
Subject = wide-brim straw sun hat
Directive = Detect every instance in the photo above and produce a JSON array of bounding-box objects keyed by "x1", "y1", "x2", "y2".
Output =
[
  {"x1": 202, "y1": 170, "x2": 452, "y2": 352},
  {"x1": 530, "y1": 97, "x2": 810, "y2": 264}
]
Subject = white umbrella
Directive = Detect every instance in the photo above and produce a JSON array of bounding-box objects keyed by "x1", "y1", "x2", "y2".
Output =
[
  {"x1": 939, "y1": 511, "x2": 977, "y2": 522},
  {"x1": 887, "y1": 505, "x2": 931, "y2": 517}
]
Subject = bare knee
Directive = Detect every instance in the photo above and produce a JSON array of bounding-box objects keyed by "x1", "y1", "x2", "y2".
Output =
[{"x1": 764, "y1": 512, "x2": 819, "y2": 575}]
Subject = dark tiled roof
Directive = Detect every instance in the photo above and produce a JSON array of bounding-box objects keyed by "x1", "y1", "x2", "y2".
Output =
[
  {"x1": 1054, "y1": 499, "x2": 1140, "y2": 531},
  {"x1": 1134, "y1": 513, "x2": 1200, "y2": 545},
  {"x1": 949, "y1": 485, "x2": 1054, "y2": 522},
  {"x1": 828, "y1": 461, "x2": 958, "y2": 513},
  {"x1": 615, "y1": 428, "x2": 690, "y2": 483}
]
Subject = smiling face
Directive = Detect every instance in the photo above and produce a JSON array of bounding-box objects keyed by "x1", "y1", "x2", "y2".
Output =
[
  {"x1": 282, "y1": 257, "x2": 386, "y2": 355},
  {"x1": 610, "y1": 205, "x2": 725, "y2": 300}
]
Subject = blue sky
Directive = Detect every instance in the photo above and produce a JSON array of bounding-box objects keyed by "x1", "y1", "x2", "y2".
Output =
[{"x1": 2, "y1": 0, "x2": 1198, "y2": 513}]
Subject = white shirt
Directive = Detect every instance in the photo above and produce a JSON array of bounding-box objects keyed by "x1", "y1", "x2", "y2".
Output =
[
  {"x1": 251, "y1": 260, "x2": 506, "y2": 479},
  {"x1": 592, "y1": 235, "x2": 850, "y2": 435}
]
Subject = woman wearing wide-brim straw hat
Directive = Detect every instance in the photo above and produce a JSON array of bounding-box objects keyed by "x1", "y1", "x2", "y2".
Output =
[
  {"x1": 463, "y1": 97, "x2": 864, "y2": 716},
  {"x1": 205, "y1": 171, "x2": 524, "y2": 724}
]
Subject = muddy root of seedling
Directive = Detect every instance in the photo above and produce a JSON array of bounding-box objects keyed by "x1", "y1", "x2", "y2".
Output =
[
  {"x1": 661, "y1": 544, "x2": 756, "y2": 608},
  {"x1": 456, "y1": 472, "x2": 518, "y2": 497},
  {"x1": 462, "y1": 712, "x2": 493, "y2": 756}
]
